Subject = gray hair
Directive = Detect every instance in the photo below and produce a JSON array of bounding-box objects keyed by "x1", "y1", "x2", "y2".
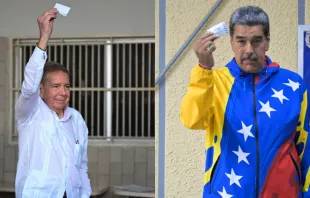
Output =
[{"x1": 229, "y1": 6, "x2": 270, "y2": 39}]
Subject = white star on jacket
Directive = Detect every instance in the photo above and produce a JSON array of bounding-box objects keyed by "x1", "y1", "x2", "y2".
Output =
[
  {"x1": 218, "y1": 187, "x2": 233, "y2": 198},
  {"x1": 283, "y1": 79, "x2": 300, "y2": 91},
  {"x1": 259, "y1": 100, "x2": 276, "y2": 118},
  {"x1": 225, "y1": 168, "x2": 243, "y2": 187},
  {"x1": 233, "y1": 146, "x2": 250, "y2": 165},
  {"x1": 271, "y1": 88, "x2": 289, "y2": 104},
  {"x1": 237, "y1": 121, "x2": 255, "y2": 141}
]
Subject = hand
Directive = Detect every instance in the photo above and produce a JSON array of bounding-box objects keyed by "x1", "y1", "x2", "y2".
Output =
[
  {"x1": 37, "y1": 8, "x2": 58, "y2": 50},
  {"x1": 193, "y1": 32, "x2": 218, "y2": 69}
]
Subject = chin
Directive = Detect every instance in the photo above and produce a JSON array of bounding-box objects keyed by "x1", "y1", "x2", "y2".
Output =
[
  {"x1": 243, "y1": 65, "x2": 262, "y2": 74},
  {"x1": 55, "y1": 104, "x2": 67, "y2": 110}
]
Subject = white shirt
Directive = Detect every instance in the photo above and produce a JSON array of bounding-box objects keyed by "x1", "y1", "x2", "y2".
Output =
[{"x1": 15, "y1": 47, "x2": 92, "y2": 198}]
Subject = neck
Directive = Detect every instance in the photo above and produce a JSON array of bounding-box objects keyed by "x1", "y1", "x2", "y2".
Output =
[{"x1": 56, "y1": 110, "x2": 64, "y2": 118}]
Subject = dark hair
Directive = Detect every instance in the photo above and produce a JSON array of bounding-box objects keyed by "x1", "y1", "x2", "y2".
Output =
[
  {"x1": 41, "y1": 62, "x2": 69, "y2": 84},
  {"x1": 229, "y1": 6, "x2": 270, "y2": 39}
]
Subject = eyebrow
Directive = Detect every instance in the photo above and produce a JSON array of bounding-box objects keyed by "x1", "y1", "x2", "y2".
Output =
[
  {"x1": 236, "y1": 36, "x2": 264, "y2": 40},
  {"x1": 52, "y1": 83, "x2": 71, "y2": 86}
]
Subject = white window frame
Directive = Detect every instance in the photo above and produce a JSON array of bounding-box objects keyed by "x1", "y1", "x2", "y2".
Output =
[{"x1": 298, "y1": 25, "x2": 310, "y2": 77}]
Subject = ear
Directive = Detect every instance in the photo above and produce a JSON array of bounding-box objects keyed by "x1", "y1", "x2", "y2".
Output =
[
  {"x1": 265, "y1": 33, "x2": 270, "y2": 51},
  {"x1": 40, "y1": 83, "x2": 44, "y2": 98},
  {"x1": 230, "y1": 34, "x2": 236, "y2": 48}
]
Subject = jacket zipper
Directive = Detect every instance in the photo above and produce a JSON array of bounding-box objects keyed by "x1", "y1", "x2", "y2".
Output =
[
  {"x1": 210, "y1": 155, "x2": 220, "y2": 192},
  {"x1": 252, "y1": 76, "x2": 260, "y2": 198}
]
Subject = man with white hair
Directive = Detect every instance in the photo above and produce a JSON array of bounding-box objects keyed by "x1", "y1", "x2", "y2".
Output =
[{"x1": 15, "y1": 8, "x2": 92, "y2": 198}]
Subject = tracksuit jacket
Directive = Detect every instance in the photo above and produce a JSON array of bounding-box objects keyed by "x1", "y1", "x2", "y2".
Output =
[{"x1": 180, "y1": 56, "x2": 310, "y2": 198}]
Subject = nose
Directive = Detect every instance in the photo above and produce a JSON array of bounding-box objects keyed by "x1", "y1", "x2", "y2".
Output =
[
  {"x1": 245, "y1": 43, "x2": 254, "y2": 54},
  {"x1": 59, "y1": 86, "x2": 66, "y2": 96}
]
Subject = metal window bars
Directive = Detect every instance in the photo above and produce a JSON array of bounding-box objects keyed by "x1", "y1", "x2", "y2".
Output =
[{"x1": 10, "y1": 37, "x2": 155, "y2": 142}]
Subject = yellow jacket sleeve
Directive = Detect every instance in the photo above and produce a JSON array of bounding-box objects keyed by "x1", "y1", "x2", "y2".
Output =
[{"x1": 180, "y1": 64, "x2": 214, "y2": 130}]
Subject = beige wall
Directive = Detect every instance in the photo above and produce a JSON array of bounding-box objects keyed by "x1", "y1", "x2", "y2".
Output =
[{"x1": 156, "y1": 0, "x2": 299, "y2": 197}]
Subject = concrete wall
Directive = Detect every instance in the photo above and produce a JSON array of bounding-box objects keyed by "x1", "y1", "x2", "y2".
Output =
[
  {"x1": 0, "y1": 38, "x2": 13, "y2": 185},
  {"x1": 156, "y1": 0, "x2": 301, "y2": 197},
  {"x1": 0, "y1": 0, "x2": 155, "y2": 37},
  {"x1": 88, "y1": 146, "x2": 155, "y2": 197}
]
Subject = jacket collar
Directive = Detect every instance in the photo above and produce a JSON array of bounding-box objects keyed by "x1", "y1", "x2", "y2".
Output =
[{"x1": 226, "y1": 56, "x2": 280, "y2": 83}]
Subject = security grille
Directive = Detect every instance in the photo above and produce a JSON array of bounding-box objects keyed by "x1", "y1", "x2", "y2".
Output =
[{"x1": 10, "y1": 37, "x2": 155, "y2": 141}]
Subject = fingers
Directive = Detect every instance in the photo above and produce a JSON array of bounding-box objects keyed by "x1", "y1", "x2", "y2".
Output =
[
  {"x1": 206, "y1": 43, "x2": 216, "y2": 52},
  {"x1": 194, "y1": 39, "x2": 217, "y2": 55},
  {"x1": 44, "y1": 13, "x2": 57, "y2": 22},
  {"x1": 37, "y1": 8, "x2": 58, "y2": 46},
  {"x1": 196, "y1": 42, "x2": 215, "y2": 55},
  {"x1": 197, "y1": 33, "x2": 219, "y2": 47},
  {"x1": 202, "y1": 41, "x2": 216, "y2": 52},
  {"x1": 198, "y1": 32, "x2": 214, "y2": 40},
  {"x1": 199, "y1": 34, "x2": 218, "y2": 47},
  {"x1": 43, "y1": 8, "x2": 58, "y2": 16},
  {"x1": 198, "y1": 32, "x2": 219, "y2": 42},
  {"x1": 37, "y1": 8, "x2": 58, "y2": 23},
  {"x1": 195, "y1": 33, "x2": 218, "y2": 51},
  {"x1": 38, "y1": 8, "x2": 57, "y2": 20}
]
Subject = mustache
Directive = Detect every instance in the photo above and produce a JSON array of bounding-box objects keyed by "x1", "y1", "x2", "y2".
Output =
[{"x1": 241, "y1": 53, "x2": 258, "y2": 62}]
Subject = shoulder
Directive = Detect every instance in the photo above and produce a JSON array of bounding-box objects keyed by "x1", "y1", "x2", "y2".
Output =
[
  {"x1": 277, "y1": 68, "x2": 302, "y2": 80},
  {"x1": 68, "y1": 107, "x2": 82, "y2": 118},
  {"x1": 276, "y1": 68, "x2": 305, "y2": 87},
  {"x1": 275, "y1": 68, "x2": 308, "y2": 96},
  {"x1": 68, "y1": 107, "x2": 89, "y2": 136},
  {"x1": 68, "y1": 107, "x2": 87, "y2": 125}
]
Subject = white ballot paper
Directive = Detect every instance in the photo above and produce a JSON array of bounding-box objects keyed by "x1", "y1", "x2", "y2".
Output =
[
  {"x1": 54, "y1": 3, "x2": 71, "y2": 17},
  {"x1": 206, "y1": 22, "x2": 229, "y2": 37}
]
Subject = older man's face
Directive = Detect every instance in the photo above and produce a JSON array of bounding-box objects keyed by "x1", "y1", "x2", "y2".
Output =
[
  {"x1": 40, "y1": 71, "x2": 70, "y2": 117},
  {"x1": 230, "y1": 24, "x2": 270, "y2": 73}
]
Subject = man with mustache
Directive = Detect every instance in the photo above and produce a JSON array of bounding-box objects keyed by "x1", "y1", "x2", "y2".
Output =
[
  {"x1": 15, "y1": 8, "x2": 92, "y2": 198},
  {"x1": 180, "y1": 6, "x2": 310, "y2": 198}
]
